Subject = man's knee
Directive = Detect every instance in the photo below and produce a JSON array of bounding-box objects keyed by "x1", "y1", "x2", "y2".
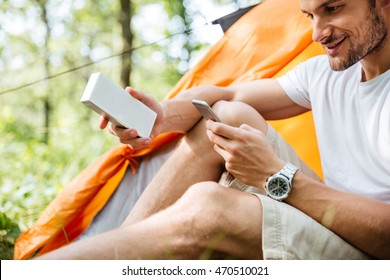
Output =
[
  {"x1": 154, "y1": 182, "x2": 227, "y2": 258},
  {"x1": 177, "y1": 182, "x2": 227, "y2": 230},
  {"x1": 171, "y1": 182, "x2": 263, "y2": 259},
  {"x1": 173, "y1": 183, "x2": 229, "y2": 238},
  {"x1": 212, "y1": 101, "x2": 267, "y2": 132}
]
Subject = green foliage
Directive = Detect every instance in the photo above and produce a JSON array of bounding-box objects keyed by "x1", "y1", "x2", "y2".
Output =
[
  {"x1": 0, "y1": 91, "x2": 117, "y2": 231},
  {"x1": 0, "y1": 212, "x2": 22, "y2": 260}
]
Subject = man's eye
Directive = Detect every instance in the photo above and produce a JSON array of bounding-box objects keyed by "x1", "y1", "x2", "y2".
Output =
[
  {"x1": 305, "y1": 13, "x2": 313, "y2": 19},
  {"x1": 325, "y1": 6, "x2": 341, "y2": 13}
]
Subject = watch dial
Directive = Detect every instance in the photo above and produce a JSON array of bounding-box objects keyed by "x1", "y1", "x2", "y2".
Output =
[{"x1": 269, "y1": 178, "x2": 289, "y2": 198}]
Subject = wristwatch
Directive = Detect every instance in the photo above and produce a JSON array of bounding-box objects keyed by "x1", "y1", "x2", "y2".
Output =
[{"x1": 265, "y1": 163, "x2": 299, "y2": 201}]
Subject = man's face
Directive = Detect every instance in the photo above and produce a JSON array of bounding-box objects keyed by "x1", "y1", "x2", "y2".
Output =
[{"x1": 300, "y1": 0, "x2": 387, "y2": 71}]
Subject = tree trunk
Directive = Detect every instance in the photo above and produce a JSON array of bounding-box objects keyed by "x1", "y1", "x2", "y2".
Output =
[
  {"x1": 35, "y1": 0, "x2": 52, "y2": 144},
  {"x1": 119, "y1": 0, "x2": 133, "y2": 87}
]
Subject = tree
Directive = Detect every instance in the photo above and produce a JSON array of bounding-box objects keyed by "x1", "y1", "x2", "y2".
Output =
[
  {"x1": 34, "y1": 0, "x2": 53, "y2": 144},
  {"x1": 119, "y1": 0, "x2": 134, "y2": 87}
]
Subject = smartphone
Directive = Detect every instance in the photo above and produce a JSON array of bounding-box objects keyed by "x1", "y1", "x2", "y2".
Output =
[{"x1": 191, "y1": 99, "x2": 221, "y2": 122}]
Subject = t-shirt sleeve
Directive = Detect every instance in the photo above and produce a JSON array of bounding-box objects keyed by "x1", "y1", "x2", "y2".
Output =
[{"x1": 276, "y1": 59, "x2": 315, "y2": 109}]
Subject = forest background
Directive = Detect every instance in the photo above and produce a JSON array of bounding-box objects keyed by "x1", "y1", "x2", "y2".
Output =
[{"x1": 0, "y1": 0, "x2": 260, "y2": 259}]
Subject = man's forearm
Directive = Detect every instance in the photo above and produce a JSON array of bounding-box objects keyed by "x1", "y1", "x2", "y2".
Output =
[
  {"x1": 159, "y1": 79, "x2": 308, "y2": 134},
  {"x1": 286, "y1": 171, "x2": 390, "y2": 259},
  {"x1": 160, "y1": 85, "x2": 234, "y2": 134}
]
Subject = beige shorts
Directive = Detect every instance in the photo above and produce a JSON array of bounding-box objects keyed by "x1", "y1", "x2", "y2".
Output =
[{"x1": 220, "y1": 125, "x2": 370, "y2": 260}]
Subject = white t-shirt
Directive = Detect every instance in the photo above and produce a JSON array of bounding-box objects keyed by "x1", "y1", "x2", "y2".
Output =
[{"x1": 277, "y1": 55, "x2": 390, "y2": 204}]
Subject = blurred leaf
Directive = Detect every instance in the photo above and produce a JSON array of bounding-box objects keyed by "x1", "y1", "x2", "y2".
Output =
[{"x1": 0, "y1": 212, "x2": 22, "y2": 260}]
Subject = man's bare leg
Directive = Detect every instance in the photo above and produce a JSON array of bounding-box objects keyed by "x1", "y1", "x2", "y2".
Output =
[
  {"x1": 37, "y1": 182, "x2": 263, "y2": 260},
  {"x1": 123, "y1": 117, "x2": 227, "y2": 225}
]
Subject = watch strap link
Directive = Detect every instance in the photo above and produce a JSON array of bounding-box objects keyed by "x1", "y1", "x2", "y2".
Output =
[{"x1": 279, "y1": 162, "x2": 299, "y2": 183}]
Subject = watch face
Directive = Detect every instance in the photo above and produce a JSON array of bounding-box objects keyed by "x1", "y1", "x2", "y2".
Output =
[{"x1": 267, "y1": 177, "x2": 290, "y2": 200}]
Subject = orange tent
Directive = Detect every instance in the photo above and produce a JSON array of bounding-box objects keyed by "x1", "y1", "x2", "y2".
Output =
[{"x1": 14, "y1": 0, "x2": 325, "y2": 259}]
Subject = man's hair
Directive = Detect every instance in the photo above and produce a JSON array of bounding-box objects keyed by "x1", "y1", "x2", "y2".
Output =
[{"x1": 369, "y1": 0, "x2": 376, "y2": 8}]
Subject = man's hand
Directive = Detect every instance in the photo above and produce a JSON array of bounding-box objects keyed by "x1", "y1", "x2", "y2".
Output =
[
  {"x1": 99, "y1": 87, "x2": 164, "y2": 150},
  {"x1": 205, "y1": 120, "x2": 284, "y2": 187}
]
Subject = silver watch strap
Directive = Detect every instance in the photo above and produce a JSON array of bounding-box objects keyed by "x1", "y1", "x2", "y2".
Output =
[{"x1": 280, "y1": 162, "x2": 299, "y2": 181}]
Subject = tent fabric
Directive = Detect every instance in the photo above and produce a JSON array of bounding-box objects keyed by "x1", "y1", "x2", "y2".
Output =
[{"x1": 14, "y1": 0, "x2": 325, "y2": 260}]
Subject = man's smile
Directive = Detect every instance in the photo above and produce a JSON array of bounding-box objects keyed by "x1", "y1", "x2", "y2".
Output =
[{"x1": 323, "y1": 37, "x2": 347, "y2": 56}]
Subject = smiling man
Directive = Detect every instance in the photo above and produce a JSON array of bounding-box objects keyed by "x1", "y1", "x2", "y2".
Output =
[
  {"x1": 37, "y1": 0, "x2": 390, "y2": 260},
  {"x1": 303, "y1": 0, "x2": 388, "y2": 75}
]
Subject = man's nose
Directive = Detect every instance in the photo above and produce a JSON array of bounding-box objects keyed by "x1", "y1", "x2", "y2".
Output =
[{"x1": 311, "y1": 17, "x2": 331, "y2": 43}]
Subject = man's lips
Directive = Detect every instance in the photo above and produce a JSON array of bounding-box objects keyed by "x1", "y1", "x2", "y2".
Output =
[{"x1": 323, "y1": 37, "x2": 346, "y2": 55}]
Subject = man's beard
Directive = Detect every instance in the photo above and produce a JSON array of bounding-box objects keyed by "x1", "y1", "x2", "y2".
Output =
[{"x1": 328, "y1": 7, "x2": 387, "y2": 71}]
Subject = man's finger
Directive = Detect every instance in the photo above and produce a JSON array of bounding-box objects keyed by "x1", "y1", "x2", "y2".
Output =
[
  {"x1": 110, "y1": 124, "x2": 138, "y2": 139},
  {"x1": 213, "y1": 143, "x2": 230, "y2": 161},
  {"x1": 99, "y1": 116, "x2": 109, "y2": 129},
  {"x1": 123, "y1": 137, "x2": 152, "y2": 149},
  {"x1": 126, "y1": 87, "x2": 145, "y2": 102},
  {"x1": 206, "y1": 120, "x2": 241, "y2": 140}
]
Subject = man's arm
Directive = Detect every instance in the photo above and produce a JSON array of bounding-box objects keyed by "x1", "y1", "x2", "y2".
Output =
[
  {"x1": 206, "y1": 121, "x2": 390, "y2": 259},
  {"x1": 229, "y1": 79, "x2": 308, "y2": 120},
  {"x1": 162, "y1": 79, "x2": 308, "y2": 132},
  {"x1": 107, "y1": 79, "x2": 308, "y2": 149},
  {"x1": 288, "y1": 172, "x2": 390, "y2": 259}
]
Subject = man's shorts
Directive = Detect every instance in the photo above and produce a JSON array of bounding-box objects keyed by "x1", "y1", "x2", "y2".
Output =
[{"x1": 221, "y1": 124, "x2": 370, "y2": 260}]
